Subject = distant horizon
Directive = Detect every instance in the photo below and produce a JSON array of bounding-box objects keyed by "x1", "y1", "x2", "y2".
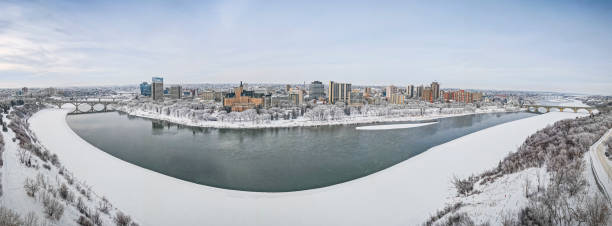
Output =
[
  {"x1": 1, "y1": 1, "x2": 611, "y2": 95},
  {"x1": 3, "y1": 81, "x2": 599, "y2": 96}
]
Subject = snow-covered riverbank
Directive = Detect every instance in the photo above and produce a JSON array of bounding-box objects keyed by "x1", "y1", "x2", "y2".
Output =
[
  {"x1": 1, "y1": 106, "x2": 136, "y2": 226},
  {"x1": 117, "y1": 105, "x2": 517, "y2": 129},
  {"x1": 28, "y1": 109, "x2": 581, "y2": 225}
]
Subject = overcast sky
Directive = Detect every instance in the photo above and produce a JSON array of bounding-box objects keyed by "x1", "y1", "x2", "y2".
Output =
[{"x1": 1, "y1": 0, "x2": 611, "y2": 94}]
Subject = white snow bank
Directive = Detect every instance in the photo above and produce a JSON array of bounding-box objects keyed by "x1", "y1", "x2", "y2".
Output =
[
  {"x1": 1, "y1": 113, "x2": 118, "y2": 226},
  {"x1": 356, "y1": 122, "x2": 437, "y2": 130},
  {"x1": 29, "y1": 109, "x2": 582, "y2": 226},
  {"x1": 445, "y1": 129, "x2": 607, "y2": 225}
]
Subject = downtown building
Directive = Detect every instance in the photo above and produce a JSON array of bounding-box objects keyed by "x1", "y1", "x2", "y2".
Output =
[
  {"x1": 406, "y1": 85, "x2": 414, "y2": 98},
  {"x1": 389, "y1": 93, "x2": 406, "y2": 104},
  {"x1": 152, "y1": 77, "x2": 164, "y2": 100},
  {"x1": 140, "y1": 82, "x2": 152, "y2": 97},
  {"x1": 443, "y1": 90, "x2": 484, "y2": 103},
  {"x1": 309, "y1": 81, "x2": 325, "y2": 100},
  {"x1": 170, "y1": 85, "x2": 182, "y2": 99},
  {"x1": 350, "y1": 89, "x2": 364, "y2": 106},
  {"x1": 328, "y1": 81, "x2": 351, "y2": 105},
  {"x1": 223, "y1": 82, "x2": 264, "y2": 112},
  {"x1": 415, "y1": 85, "x2": 424, "y2": 99},
  {"x1": 385, "y1": 85, "x2": 397, "y2": 98},
  {"x1": 431, "y1": 82, "x2": 440, "y2": 100},
  {"x1": 288, "y1": 88, "x2": 305, "y2": 106},
  {"x1": 422, "y1": 87, "x2": 433, "y2": 103}
]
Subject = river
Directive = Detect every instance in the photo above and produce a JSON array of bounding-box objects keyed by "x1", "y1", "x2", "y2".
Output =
[{"x1": 66, "y1": 112, "x2": 535, "y2": 192}]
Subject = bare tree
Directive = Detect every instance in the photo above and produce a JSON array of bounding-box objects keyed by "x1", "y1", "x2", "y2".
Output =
[
  {"x1": 0, "y1": 207, "x2": 22, "y2": 226},
  {"x1": 114, "y1": 211, "x2": 132, "y2": 226}
]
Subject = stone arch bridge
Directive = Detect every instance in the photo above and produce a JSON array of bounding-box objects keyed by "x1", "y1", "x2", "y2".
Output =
[
  {"x1": 45, "y1": 99, "x2": 119, "y2": 114},
  {"x1": 523, "y1": 105, "x2": 596, "y2": 114}
]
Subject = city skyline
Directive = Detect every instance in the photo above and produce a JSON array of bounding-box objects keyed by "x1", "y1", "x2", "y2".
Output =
[{"x1": 1, "y1": 0, "x2": 612, "y2": 95}]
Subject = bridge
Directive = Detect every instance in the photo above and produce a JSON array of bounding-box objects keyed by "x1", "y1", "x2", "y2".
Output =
[
  {"x1": 523, "y1": 104, "x2": 596, "y2": 114},
  {"x1": 44, "y1": 98, "x2": 119, "y2": 114}
]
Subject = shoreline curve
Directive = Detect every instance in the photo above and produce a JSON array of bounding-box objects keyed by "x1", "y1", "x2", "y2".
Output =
[{"x1": 29, "y1": 108, "x2": 582, "y2": 226}]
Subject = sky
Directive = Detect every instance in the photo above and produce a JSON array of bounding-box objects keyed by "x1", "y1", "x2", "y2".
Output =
[{"x1": 1, "y1": 0, "x2": 611, "y2": 95}]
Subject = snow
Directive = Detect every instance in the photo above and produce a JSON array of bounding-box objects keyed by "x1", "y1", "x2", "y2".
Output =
[
  {"x1": 448, "y1": 167, "x2": 551, "y2": 224},
  {"x1": 113, "y1": 99, "x2": 519, "y2": 129},
  {"x1": 0, "y1": 116, "x2": 48, "y2": 222},
  {"x1": 28, "y1": 109, "x2": 582, "y2": 226},
  {"x1": 439, "y1": 131, "x2": 608, "y2": 225},
  {"x1": 118, "y1": 106, "x2": 515, "y2": 129},
  {"x1": 355, "y1": 122, "x2": 437, "y2": 130},
  {"x1": 0, "y1": 112, "x2": 118, "y2": 226}
]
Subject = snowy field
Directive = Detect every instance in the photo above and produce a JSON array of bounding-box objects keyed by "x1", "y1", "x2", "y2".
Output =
[
  {"x1": 29, "y1": 109, "x2": 581, "y2": 226},
  {"x1": 440, "y1": 127, "x2": 608, "y2": 224},
  {"x1": 355, "y1": 122, "x2": 437, "y2": 130},
  {"x1": 1, "y1": 109, "x2": 129, "y2": 226}
]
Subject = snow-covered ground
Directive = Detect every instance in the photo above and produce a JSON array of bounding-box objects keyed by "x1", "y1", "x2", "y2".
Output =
[
  {"x1": 0, "y1": 110, "x2": 129, "y2": 226},
  {"x1": 588, "y1": 128, "x2": 612, "y2": 202},
  {"x1": 441, "y1": 157, "x2": 603, "y2": 225},
  {"x1": 355, "y1": 122, "x2": 437, "y2": 130},
  {"x1": 28, "y1": 109, "x2": 581, "y2": 226},
  {"x1": 430, "y1": 113, "x2": 607, "y2": 225}
]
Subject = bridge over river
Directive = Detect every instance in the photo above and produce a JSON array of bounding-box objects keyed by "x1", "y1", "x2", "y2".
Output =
[
  {"x1": 523, "y1": 104, "x2": 596, "y2": 114},
  {"x1": 44, "y1": 98, "x2": 120, "y2": 114}
]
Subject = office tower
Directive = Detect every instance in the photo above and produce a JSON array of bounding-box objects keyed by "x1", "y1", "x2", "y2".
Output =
[
  {"x1": 288, "y1": 89, "x2": 304, "y2": 105},
  {"x1": 431, "y1": 82, "x2": 440, "y2": 100},
  {"x1": 386, "y1": 85, "x2": 397, "y2": 97},
  {"x1": 140, "y1": 82, "x2": 152, "y2": 96},
  {"x1": 309, "y1": 81, "x2": 325, "y2": 100},
  {"x1": 422, "y1": 87, "x2": 433, "y2": 103},
  {"x1": 406, "y1": 85, "x2": 414, "y2": 98},
  {"x1": 416, "y1": 85, "x2": 424, "y2": 98},
  {"x1": 328, "y1": 81, "x2": 351, "y2": 104},
  {"x1": 170, "y1": 85, "x2": 182, "y2": 99},
  {"x1": 152, "y1": 77, "x2": 164, "y2": 100}
]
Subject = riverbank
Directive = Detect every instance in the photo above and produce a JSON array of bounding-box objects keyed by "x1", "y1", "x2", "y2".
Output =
[
  {"x1": 29, "y1": 109, "x2": 581, "y2": 225},
  {"x1": 117, "y1": 105, "x2": 518, "y2": 129}
]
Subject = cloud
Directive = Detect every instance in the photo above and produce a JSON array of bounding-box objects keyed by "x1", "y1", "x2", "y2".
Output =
[{"x1": 0, "y1": 1, "x2": 610, "y2": 95}]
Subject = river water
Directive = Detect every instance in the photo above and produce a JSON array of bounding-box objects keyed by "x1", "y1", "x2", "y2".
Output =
[{"x1": 66, "y1": 112, "x2": 535, "y2": 192}]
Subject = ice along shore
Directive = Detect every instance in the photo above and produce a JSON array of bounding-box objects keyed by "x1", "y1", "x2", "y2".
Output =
[{"x1": 29, "y1": 109, "x2": 581, "y2": 226}]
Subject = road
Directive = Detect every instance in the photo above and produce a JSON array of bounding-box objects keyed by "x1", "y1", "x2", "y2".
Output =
[
  {"x1": 595, "y1": 131, "x2": 612, "y2": 181},
  {"x1": 589, "y1": 129, "x2": 612, "y2": 202}
]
